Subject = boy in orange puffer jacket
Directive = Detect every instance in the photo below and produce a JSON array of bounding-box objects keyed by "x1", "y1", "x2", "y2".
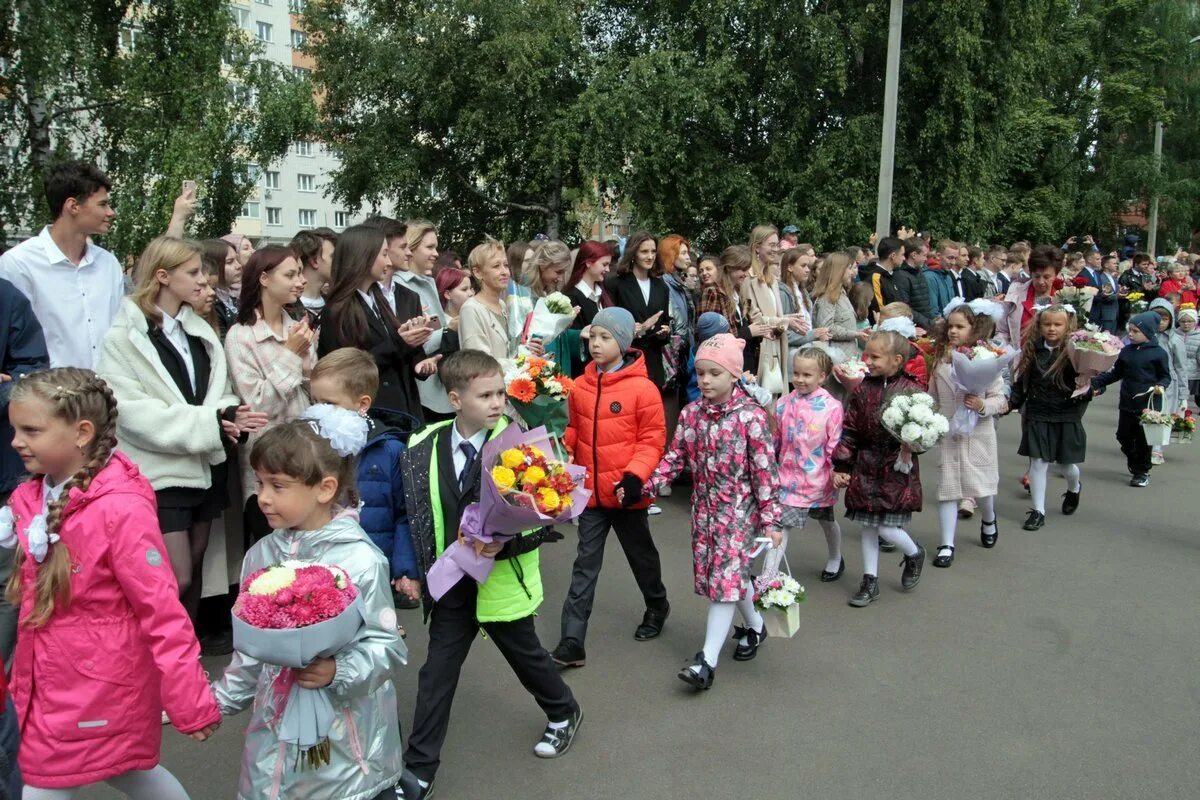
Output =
[{"x1": 552, "y1": 308, "x2": 668, "y2": 669}]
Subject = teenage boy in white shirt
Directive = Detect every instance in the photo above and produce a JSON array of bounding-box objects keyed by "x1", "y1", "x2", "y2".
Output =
[{"x1": 0, "y1": 160, "x2": 124, "y2": 369}]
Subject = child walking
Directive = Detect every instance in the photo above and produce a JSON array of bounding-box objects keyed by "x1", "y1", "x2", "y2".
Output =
[
  {"x1": 1091, "y1": 312, "x2": 1172, "y2": 487},
  {"x1": 3, "y1": 368, "x2": 219, "y2": 799},
  {"x1": 212, "y1": 417, "x2": 407, "y2": 800},
  {"x1": 553, "y1": 308, "x2": 668, "y2": 669},
  {"x1": 833, "y1": 330, "x2": 927, "y2": 608},
  {"x1": 641, "y1": 334, "x2": 782, "y2": 690},
  {"x1": 773, "y1": 347, "x2": 845, "y2": 581},
  {"x1": 927, "y1": 305, "x2": 1007, "y2": 566},
  {"x1": 1176, "y1": 307, "x2": 1200, "y2": 406},
  {"x1": 1148, "y1": 299, "x2": 1187, "y2": 464},
  {"x1": 1008, "y1": 305, "x2": 1089, "y2": 531}
]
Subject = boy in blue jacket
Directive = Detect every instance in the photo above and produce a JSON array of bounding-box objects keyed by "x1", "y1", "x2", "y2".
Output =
[
  {"x1": 1092, "y1": 311, "x2": 1172, "y2": 487},
  {"x1": 309, "y1": 348, "x2": 420, "y2": 609}
]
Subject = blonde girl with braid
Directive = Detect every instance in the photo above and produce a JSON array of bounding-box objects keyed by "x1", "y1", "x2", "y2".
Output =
[{"x1": 0, "y1": 369, "x2": 219, "y2": 798}]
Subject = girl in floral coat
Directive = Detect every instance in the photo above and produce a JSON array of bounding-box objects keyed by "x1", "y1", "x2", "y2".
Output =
[{"x1": 643, "y1": 334, "x2": 781, "y2": 690}]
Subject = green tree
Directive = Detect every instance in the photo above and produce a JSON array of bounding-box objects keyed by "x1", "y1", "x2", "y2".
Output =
[{"x1": 0, "y1": 0, "x2": 315, "y2": 256}]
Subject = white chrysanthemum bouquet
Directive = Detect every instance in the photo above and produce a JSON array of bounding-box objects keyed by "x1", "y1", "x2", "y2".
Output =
[{"x1": 880, "y1": 391, "x2": 949, "y2": 473}]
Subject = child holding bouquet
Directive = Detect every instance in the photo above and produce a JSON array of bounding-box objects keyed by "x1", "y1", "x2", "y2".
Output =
[
  {"x1": 212, "y1": 416, "x2": 407, "y2": 800},
  {"x1": 1091, "y1": 312, "x2": 1171, "y2": 486},
  {"x1": 399, "y1": 350, "x2": 580, "y2": 800},
  {"x1": 2, "y1": 369, "x2": 219, "y2": 799},
  {"x1": 928, "y1": 304, "x2": 1009, "y2": 565},
  {"x1": 773, "y1": 347, "x2": 845, "y2": 581},
  {"x1": 640, "y1": 334, "x2": 782, "y2": 690},
  {"x1": 833, "y1": 330, "x2": 928, "y2": 608},
  {"x1": 1008, "y1": 306, "x2": 1090, "y2": 531}
]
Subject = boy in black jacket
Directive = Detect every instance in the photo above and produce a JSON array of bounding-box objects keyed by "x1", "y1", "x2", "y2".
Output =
[{"x1": 1092, "y1": 311, "x2": 1171, "y2": 487}]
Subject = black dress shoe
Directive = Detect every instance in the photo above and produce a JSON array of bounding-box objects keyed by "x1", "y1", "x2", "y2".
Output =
[
  {"x1": 819, "y1": 558, "x2": 845, "y2": 582},
  {"x1": 550, "y1": 639, "x2": 586, "y2": 669},
  {"x1": 199, "y1": 630, "x2": 233, "y2": 657},
  {"x1": 900, "y1": 544, "x2": 926, "y2": 589},
  {"x1": 731, "y1": 624, "x2": 767, "y2": 661},
  {"x1": 677, "y1": 652, "x2": 715, "y2": 690},
  {"x1": 878, "y1": 537, "x2": 897, "y2": 553},
  {"x1": 932, "y1": 545, "x2": 955, "y2": 568},
  {"x1": 1022, "y1": 509, "x2": 1045, "y2": 530},
  {"x1": 634, "y1": 602, "x2": 670, "y2": 641},
  {"x1": 395, "y1": 770, "x2": 434, "y2": 800},
  {"x1": 1061, "y1": 487, "x2": 1081, "y2": 515},
  {"x1": 980, "y1": 519, "x2": 998, "y2": 548}
]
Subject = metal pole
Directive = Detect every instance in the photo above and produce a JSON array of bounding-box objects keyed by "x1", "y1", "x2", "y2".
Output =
[
  {"x1": 1147, "y1": 120, "x2": 1163, "y2": 258},
  {"x1": 874, "y1": 0, "x2": 904, "y2": 245}
]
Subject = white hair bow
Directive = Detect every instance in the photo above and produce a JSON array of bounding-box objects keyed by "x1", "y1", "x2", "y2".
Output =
[
  {"x1": 967, "y1": 298, "x2": 1007, "y2": 323},
  {"x1": 878, "y1": 317, "x2": 917, "y2": 339},
  {"x1": 26, "y1": 514, "x2": 59, "y2": 564},
  {"x1": 302, "y1": 404, "x2": 370, "y2": 457},
  {"x1": 941, "y1": 296, "x2": 968, "y2": 318}
]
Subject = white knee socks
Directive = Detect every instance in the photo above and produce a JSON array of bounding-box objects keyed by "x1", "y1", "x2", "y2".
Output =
[
  {"x1": 938, "y1": 500, "x2": 959, "y2": 550},
  {"x1": 879, "y1": 524, "x2": 918, "y2": 557},
  {"x1": 1029, "y1": 458, "x2": 1050, "y2": 513},
  {"x1": 1063, "y1": 463, "x2": 1081, "y2": 493},
  {"x1": 978, "y1": 495, "x2": 997, "y2": 535},
  {"x1": 24, "y1": 767, "x2": 189, "y2": 800},
  {"x1": 861, "y1": 524, "x2": 918, "y2": 576},
  {"x1": 699, "y1": 581, "x2": 763, "y2": 668},
  {"x1": 819, "y1": 518, "x2": 843, "y2": 573}
]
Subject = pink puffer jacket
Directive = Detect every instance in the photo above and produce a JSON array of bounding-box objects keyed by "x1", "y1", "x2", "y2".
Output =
[{"x1": 8, "y1": 451, "x2": 219, "y2": 789}]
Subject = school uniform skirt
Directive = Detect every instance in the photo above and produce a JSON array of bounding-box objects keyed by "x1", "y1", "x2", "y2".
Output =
[{"x1": 1018, "y1": 419, "x2": 1087, "y2": 464}]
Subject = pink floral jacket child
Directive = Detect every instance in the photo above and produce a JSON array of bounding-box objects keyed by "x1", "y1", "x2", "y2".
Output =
[{"x1": 773, "y1": 386, "x2": 844, "y2": 511}]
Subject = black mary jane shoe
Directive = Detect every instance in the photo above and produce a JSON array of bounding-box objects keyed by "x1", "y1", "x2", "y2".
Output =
[
  {"x1": 731, "y1": 624, "x2": 768, "y2": 662},
  {"x1": 677, "y1": 652, "x2": 715, "y2": 690},
  {"x1": 1061, "y1": 488, "x2": 1081, "y2": 515},
  {"x1": 932, "y1": 545, "x2": 955, "y2": 568},
  {"x1": 1022, "y1": 510, "x2": 1045, "y2": 531},
  {"x1": 980, "y1": 519, "x2": 998, "y2": 548},
  {"x1": 820, "y1": 557, "x2": 846, "y2": 582}
]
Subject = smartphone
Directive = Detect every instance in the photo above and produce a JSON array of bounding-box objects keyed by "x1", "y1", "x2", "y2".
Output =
[{"x1": 182, "y1": 180, "x2": 196, "y2": 194}]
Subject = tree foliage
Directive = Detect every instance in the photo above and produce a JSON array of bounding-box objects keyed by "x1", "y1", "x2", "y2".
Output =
[{"x1": 0, "y1": 0, "x2": 316, "y2": 256}]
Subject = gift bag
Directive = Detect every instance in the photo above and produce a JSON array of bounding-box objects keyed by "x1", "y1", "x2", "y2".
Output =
[
  {"x1": 754, "y1": 550, "x2": 802, "y2": 639},
  {"x1": 760, "y1": 352, "x2": 786, "y2": 396},
  {"x1": 1141, "y1": 393, "x2": 1172, "y2": 447}
]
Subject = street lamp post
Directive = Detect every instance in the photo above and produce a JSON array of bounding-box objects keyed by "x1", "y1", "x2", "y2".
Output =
[{"x1": 874, "y1": 0, "x2": 904, "y2": 245}]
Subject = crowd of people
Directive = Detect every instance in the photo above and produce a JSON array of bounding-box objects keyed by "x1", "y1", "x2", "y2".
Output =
[{"x1": 0, "y1": 159, "x2": 1193, "y2": 799}]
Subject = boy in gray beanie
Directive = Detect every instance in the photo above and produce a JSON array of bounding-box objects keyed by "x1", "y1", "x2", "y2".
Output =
[{"x1": 590, "y1": 307, "x2": 635, "y2": 354}]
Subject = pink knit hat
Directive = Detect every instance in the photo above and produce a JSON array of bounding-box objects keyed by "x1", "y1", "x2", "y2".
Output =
[{"x1": 694, "y1": 333, "x2": 744, "y2": 377}]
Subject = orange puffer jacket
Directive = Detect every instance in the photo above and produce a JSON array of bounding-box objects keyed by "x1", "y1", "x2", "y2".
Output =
[{"x1": 565, "y1": 350, "x2": 666, "y2": 509}]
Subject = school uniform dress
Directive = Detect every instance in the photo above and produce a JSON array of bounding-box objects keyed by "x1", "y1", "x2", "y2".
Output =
[{"x1": 1010, "y1": 347, "x2": 1089, "y2": 464}]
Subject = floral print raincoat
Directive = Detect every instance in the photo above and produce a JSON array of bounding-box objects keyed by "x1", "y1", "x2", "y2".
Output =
[{"x1": 648, "y1": 387, "x2": 781, "y2": 601}]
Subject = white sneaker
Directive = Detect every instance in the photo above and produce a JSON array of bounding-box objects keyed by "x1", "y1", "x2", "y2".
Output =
[
  {"x1": 659, "y1": 484, "x2": 672, "y2": 497},
  {"x1": 1151, "y1": 451, "x2": 1165, "y2": 465},
  {"x1": 648, "y1": 504, "x2": 663, "y2": 516}
]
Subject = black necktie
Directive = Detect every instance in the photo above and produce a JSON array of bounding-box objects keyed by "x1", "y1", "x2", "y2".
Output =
[{"x1": 458, "y1": 441, "x2": 478, "y2": 491}]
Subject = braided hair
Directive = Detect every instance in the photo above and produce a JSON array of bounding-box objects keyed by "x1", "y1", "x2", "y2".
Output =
[{"x1": 6, "y1": 368, "x2": 119, "y2": 627}]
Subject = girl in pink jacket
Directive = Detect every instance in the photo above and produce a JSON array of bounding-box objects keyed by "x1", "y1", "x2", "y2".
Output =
[
  {"x1": 1, "y1": 368, "x2": 219, "y2": 798},
  {"x1": 772, "y1": 348, "x2": 845, "y2": 581}
]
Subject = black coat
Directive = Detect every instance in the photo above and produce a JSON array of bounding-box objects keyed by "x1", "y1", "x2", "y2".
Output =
[
  {"x1": 1010, "y1": 346, "x2": 1089, "y2": 422},
  {"x1": 891, "y1": 263, "x2": 934, "y2": 329},
  {"x1": 612, "y1": 272, "x2": 671, "y2": 388},
  {"x1": 0, "y1": 280, "x2": 48, "y2": 494},
  {"x1": 1092, "y1": 340, "x2": 1171, "y2": 414},
  {"x1": 945, "y1": 269, "x2": 985, "y2": 302}
]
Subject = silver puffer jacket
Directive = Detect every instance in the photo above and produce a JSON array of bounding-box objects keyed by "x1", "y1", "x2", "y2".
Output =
[{"x1": 212, "y1": 515, "x2": 408, "y2": 800}]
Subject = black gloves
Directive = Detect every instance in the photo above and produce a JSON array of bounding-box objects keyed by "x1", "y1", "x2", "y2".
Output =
[
  {"x1": 496, "y1": 527, "x2": 565, "y2": 560},
  {"x1": 617, "y1": 473, "x2": 644, "y2": 507}
]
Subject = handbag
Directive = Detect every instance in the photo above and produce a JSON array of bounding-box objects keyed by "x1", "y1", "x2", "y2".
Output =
[
  {"x1": 760, "y1": 351, "x2": 786, "y2": 395},
  {"x1": 1140, "y1": 391, "x2": 1172, "y2": 447}
]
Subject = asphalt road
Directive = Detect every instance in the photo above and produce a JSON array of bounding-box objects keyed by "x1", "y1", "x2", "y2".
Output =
[{"x1": 81, "y1": 391, "x2": 1199, "y2": 800}]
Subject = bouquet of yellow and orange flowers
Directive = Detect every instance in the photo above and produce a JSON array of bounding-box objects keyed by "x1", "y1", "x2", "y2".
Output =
[
  {"x1": 491, "y1": 442, "x2": 581, "y2": 515},
  {"x1": 504, "y1": 354, "x2": 575, "y2": 445}
]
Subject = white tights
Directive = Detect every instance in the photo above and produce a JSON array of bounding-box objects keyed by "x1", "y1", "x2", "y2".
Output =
[
  {"x1": 763, "y1": 519, "x2": 842, "y2": 575},
  {"x1": 939, "y1": 496, "x2": 996, "y2": 549},
  {"x1": 699, "y1": 580, "x2": 762, "y2": 668},
  {"x1": 1028, "y1": 459, "x2": 1080, "y2": 514},
  {"x1": 23, "y1": 766, "x2": 190, "y2": 800},
  {"x1": 860, "y1": 525, "x2": 918, "y2": 576}
]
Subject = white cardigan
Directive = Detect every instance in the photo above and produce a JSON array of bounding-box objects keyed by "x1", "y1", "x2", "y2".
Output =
[{"x1": 97, "y1": 298, "x2": 240, "y2": 491}]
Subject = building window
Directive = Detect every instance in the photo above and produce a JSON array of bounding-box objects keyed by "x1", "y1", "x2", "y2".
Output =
[
  {"x1": 293, "y1": 141, "x2": 313, "y2": 157},
  {"x1": 256, "y1": 0, "x2": 271, "y2": 5},
  {"x1": 266, "y1": 207, "x2": 282, "y2": 226},
  {"x1": 291, "y1": 29, "x2": 307, "y2": 48},
  {"x1": 256, "y1": 21, "x2": 273, "y2": 43},
  {"x1": 298, "y1": 209, "x2": 317, "y2": 227},
  {"x1": 289, "y1": 0, "x2": 307, "y2": 12},
  {"x1": 264, "y1": 170, "x2": 280, "y2": 189},
  {"x1": 119, "y1": 28, "x2": 143, "y2": 52},
  {"x1": 245, "y1": 163, "x2": 261, "y2": 184},
  {"x1": 241, "y1": 202, "x2": 260, "y2": 219},
  {"x1": 231, "y1": 7, "x2": 251, "y2": 29},
  {"x1": 292, "y1": 66, "x2": 312, "y2": 80},
  {"x1": 333, "y1": 211, "x2": 349, "y2": 229},
  {"x1": 297, "y1": 174, "x2": 315, "y2": 192}
]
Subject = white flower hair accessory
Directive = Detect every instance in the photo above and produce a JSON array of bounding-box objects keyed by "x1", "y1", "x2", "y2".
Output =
[
  {"x1": 0, "y1": 506, "x2": 15, "y2": 550},
  {"x1": 301, "y1": 404, "x2": 369, "y2": 457},
  {"x1": 941, "y1": 296, "x2": 968, "y2": 318},
  {"x1": 878, "y1": 317, "x2": 917, "y2": 339},
  {"x1": 26, "y1": 514, "x2": 59, "y2": 564},
  {"x1": 967, "y1": 298, "x2": 1007, "y2": 323}
]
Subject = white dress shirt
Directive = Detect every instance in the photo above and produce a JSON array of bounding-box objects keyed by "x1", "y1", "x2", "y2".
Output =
[
  {"x1": 0, "y1": 226, "x2": 124, "y2": 369},
  {"x1": 637, "y1": 276, "x2": 652, "y2": 304},
  {"x1": 579, "y1": 280, "x2": 603, "y2": 304},
  {"x1": 450, "y1": 423, "x2": 488, "y2": 483},
  {"x1": 377, "y1": 278, "x2": 398, "y2": 316},
  {"x1": 156, "y1": 305, "x2": 197, "y2": 392},
  {"x1": 357, "y1": 289, "x2": 381, "y2": 318}
]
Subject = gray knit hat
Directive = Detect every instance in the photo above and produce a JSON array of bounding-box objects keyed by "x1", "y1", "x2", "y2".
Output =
[{"x1": 592, "y1": 307, "x2": 636, "y2": 353}]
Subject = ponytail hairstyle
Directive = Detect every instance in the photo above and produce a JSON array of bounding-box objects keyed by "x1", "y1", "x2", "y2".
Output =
[
  {"x1": 1015, "y1": 305, "x2": 1076, "y2": 390},
  {"x1": 7, "y1": 368, "x2": 119, "y2": 627},
  {"x1": 249, "y1": 421, "x2": 360, "y2": 511}
]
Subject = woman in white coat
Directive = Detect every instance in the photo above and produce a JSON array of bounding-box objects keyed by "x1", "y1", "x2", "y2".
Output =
[{"x1": 97, "y1": 237, "x2": 267, "y2": 626}]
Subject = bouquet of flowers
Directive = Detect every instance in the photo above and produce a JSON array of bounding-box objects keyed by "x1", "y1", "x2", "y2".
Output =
[
  {"x1": 1171, "y1": 409, "x2": 1195, "y2": 443},
  {"x1": 948, "y1": 340, "x2": 1018, "y2": 434},
  {"x1": 833, "y1": 358, "x2": 869, "y2": 393},
  {"x1": 520, "y1": 291, "x2": 578, "y2": 350},
  {"x1": 1067, "y1": 326, "x2": 1124, "y2": 397},
  {"x1": 1056, "y1": 284, "x2": 1099, "y2": 319},
  {"x1": 231, "y1": 562, "x2": 364, "y2": 768},
  {"x1": 753, "y1": 569, "x2": 805, "y2": 639},
  {"x1": 1126, "y1": 291, "x2": 1148, "y2": 315},
  {"x1": 880, "y1": 391, "x2": 949, "y2": 473},
  {"x1": 503, "y1": 354, "x2": 575, "y2": 448},
  {"x1": 425, "y1": 425, "x2": 590, "y2": 601}
]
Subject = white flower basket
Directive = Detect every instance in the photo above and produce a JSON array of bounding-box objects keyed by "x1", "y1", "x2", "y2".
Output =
[
  {"x1": 761, "y1": 603, "x2": 800, "y2": 639},
  {"x1": 1142, "y1": 422, "x2": 1172, "y2": 446}
]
